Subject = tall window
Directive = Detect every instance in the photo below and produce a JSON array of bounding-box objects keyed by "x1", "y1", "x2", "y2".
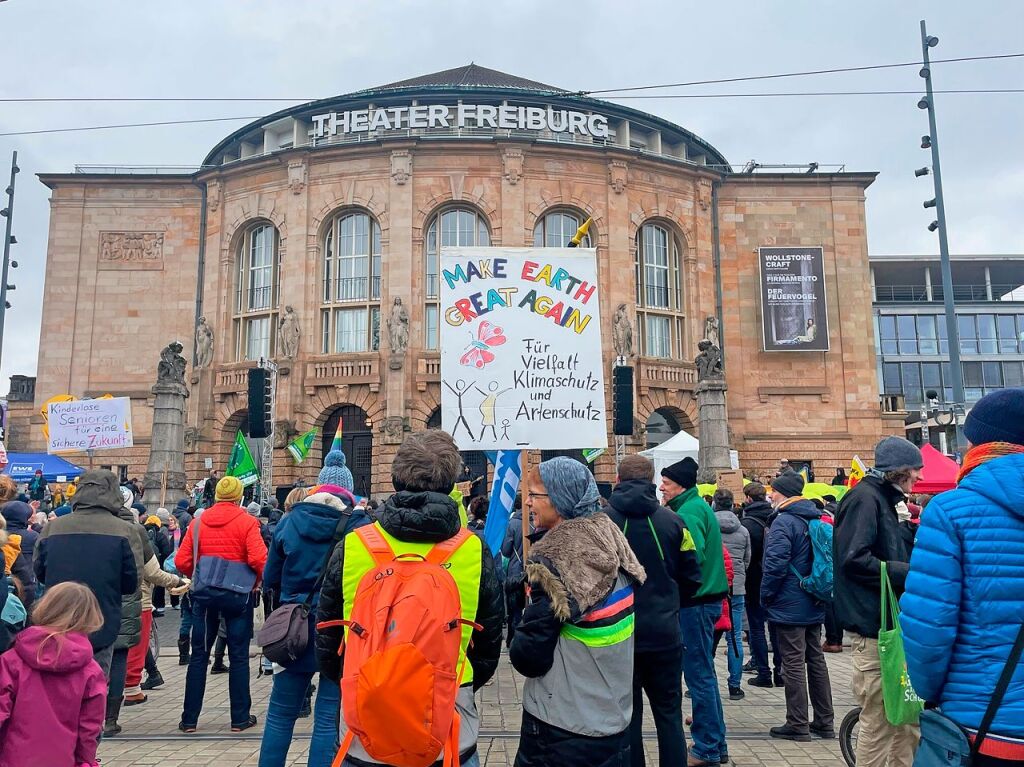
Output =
[
  {"x1": 234, "y1": 223, "x2": 280, "y2": 361},
  {"x1": 425, "y1": 207, "x2": 490, "y2": 350},
  {"x1": 320, "y1": 211, "x2": 382, "y2": 354},
  {"x1": 533, "y1": 210, "x2": 591, "y2": 248},
  {"x1": 635, "y1": 222, "x2": 684, "y2": 359}
]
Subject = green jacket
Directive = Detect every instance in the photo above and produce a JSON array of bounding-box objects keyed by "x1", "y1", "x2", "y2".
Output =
[{"x1": 668, "y1": 487, "x2": 728, "y2": 604}]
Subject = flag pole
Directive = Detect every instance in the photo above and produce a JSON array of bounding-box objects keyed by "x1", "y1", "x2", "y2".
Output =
[{"x1": 520, "y1": 450, "x2": 530, "y2": 562}]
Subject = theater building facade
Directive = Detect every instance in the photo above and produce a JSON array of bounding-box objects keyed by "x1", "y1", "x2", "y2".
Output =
[{"x1": 12, "y1": 65, "x2": 900, "y2": 496}]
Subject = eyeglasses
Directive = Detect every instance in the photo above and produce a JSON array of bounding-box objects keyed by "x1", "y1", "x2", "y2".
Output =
[{"x1": 526, "y1": 492, "x2": 549, "y2": 500}]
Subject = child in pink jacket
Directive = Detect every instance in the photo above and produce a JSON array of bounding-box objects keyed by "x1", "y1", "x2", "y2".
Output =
[{"x1": 0, "y1": 582, "x2": 107, "y2": 767}]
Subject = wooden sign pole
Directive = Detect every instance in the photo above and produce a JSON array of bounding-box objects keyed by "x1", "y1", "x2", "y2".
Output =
[{"x1": 520, "y1": 450, "x2": 530, "y2": 562}]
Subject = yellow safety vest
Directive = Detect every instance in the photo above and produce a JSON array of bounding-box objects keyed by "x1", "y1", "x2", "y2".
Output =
[{"x1": 341, "y1": 522, "x2": 483, "y2": 683}]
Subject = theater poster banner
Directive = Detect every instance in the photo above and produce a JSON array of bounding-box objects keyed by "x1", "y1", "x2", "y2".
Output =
[
  {"x1": 440, "y1": 247, "x2": 607, "y2": 451},
  {"x1": 758, "y1": 246, "x2": 830, "y2": 352}
]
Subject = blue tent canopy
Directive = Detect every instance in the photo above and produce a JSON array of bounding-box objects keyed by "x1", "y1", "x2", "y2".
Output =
[{"x1": 3, "y1": 453, "x2": 85, "y2": 482}]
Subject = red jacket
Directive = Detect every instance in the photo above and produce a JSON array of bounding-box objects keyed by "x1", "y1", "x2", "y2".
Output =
[
  {"x1": 175, "y1": 501, "x2": 267, "y2": 583},
  {"x1": 715, "y1": 545, "x2": 735, "y2": 632}
]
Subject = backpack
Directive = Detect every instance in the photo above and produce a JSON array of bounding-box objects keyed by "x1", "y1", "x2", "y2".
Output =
[
  {"x1": 790, "y1": 517, "x2": 833, "y2": 602},
  {"x1": 320, "y1": 524, "x2": 479, "y2": 767}
]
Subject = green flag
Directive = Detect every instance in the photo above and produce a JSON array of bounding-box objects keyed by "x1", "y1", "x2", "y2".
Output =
[
  {"x1": 286, "y1": 427, "x2": 317, "y2": 465},
  {"x1": 226, "y1": 430, "x2": 260, "y2": 487},
  {"x1": 582, "y1": 448, "x2": 605, "y2": 463}
]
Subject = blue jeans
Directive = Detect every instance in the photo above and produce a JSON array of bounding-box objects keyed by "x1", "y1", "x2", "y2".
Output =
[
  {"x1": 681, "y1": 604, "x2": 727, "y2": 762},
  {"x1": 725, "y1": 595, "x2": 745, "y2": 688},
  {"x1": 181, "y1": 592, "x2": 253, "y2": 727},
  {"x1": 178, "y1": 593, "x2": 194, "y2": 640},
  {"x1": 745, "y1": 599, "x2": 772, "y2": 678},
  {"x1": 259, "y1": 671, "x2": 340, "y2": 767}
]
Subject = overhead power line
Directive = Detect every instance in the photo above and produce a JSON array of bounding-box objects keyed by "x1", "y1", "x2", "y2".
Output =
[
  {"x1": 0, "y1": 115, "x2": 262, "y2": 138},
  {"x1": 0, "y1": 51, "x2": 1022, "y2": 104},
  {"x1": 581, "y1": 52, "x2": 1024, "y2": 95},
  {"x1": 607, "y1": 88, "x2": 1024, "y2": 100}
]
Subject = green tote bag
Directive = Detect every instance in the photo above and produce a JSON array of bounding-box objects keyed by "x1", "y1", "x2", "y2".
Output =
[{"x1": 879, "y1": 561, "x2": 924, "y2": 726}]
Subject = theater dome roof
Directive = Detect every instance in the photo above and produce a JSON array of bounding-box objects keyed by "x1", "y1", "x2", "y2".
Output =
[{"x1": 202, "y1": 64, "x2": 730, "y2": 170}]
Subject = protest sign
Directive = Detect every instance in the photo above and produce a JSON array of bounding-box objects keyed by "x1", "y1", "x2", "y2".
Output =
[
  {"x1": 47, "y1": 397, "x2": 134, "y2": 453},
  {"x1": 440, "y1": 247, "x2": 607, "y2": 451},
  {"x1": 717, "y1": 469, "x2": 746, "y2": 497}
]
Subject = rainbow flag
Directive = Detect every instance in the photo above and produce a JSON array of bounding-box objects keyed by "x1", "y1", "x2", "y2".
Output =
[{"x1": 329, "y1": 421, "x2": 344, "y2": 453}]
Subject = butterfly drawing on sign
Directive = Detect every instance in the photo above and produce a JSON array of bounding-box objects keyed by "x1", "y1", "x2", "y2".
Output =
[{"x1": 459, "y1": 321, "x2": 507, "y2": 369}]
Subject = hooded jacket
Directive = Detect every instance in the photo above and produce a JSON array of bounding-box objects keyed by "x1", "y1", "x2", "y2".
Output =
[
  {"x1": 901, "y1": 453, "x2": 1024, "y2": 738},
  {"x1": 263, "y1": 491, "x2": 370, "y2": 673},
  {"x1": 667, "y1": 487, "x2": 728, "y2": 603},
  {"x1": 510, "y1": 512, "x2": 645, "y2": 752},
  {"x1": 740, "y1": 499, "x2": 773, "y2": 604},
  {"x1": 174, "y1": 499, "x2": 268, "y2": 582},
  {"x1": 33, "y1": 471, "x2": 139, "y2": 649},
  {"x1": 760, "y1": 497, "x2": 825, "y2": 626},
  {"x1": 716, "y1": 509, "x2": 751, "y2": 596},
  {"x1": 1, "y1": 501, "x2": 38, "y2": 567},
  {"x1": 316, "y1": 489, "x2": 503, "y2": 767},
  {"x1": 0, "y1": 626, "x2": 107, "y2": 767},
  {"x1": 605, "y1": 479, "x2": 701, "y2": 651},
  {"x1": 834, "y1": 474, "x2": 912, "y2": 637}
]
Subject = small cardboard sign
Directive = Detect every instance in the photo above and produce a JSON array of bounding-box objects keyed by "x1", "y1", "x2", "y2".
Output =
[{"x1": 717, "y1": 469, "x2": 746, "y2": 497}]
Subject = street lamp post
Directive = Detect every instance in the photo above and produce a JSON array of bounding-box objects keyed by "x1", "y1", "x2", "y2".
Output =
[
  {"x1": 0, "y1": 150, "x2": 19, "y2": 373},
  {"x1": 918, "y1": 20, "x2": 966, "y2": 458}
]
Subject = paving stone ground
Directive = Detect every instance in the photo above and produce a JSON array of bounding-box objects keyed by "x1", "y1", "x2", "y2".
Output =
[{"x1": 98, "y1": 612, "x2": 855, "y2": 766}]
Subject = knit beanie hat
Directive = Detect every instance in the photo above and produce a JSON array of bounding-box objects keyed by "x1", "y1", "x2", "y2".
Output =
[
  {"x1": 661, "y1": 457, "x2": 699, "y2": 490},
  {"x1": 770, "y1": 472, "x2": 805, "y2": 498},
  {"x1": 963, "y1": 387, "x2": 1024, "y2": 446},
  {"x1": 246, "y1": 501, "x2": 261, "y2": 517},
  {"x1": 874, "y1": 436, "x2": 924, "y2": 472},
  {"x1": 176, "y1": 498, "x2": 189, "y2": 511},
  {"x1": 145, "y1": 515, "x2": 162, "y2": 527},
  {"x1": 54, "y1": 503, "x2": 73, "y2": 518},
  {"x1": 155, "y1": 508, "x2": 172, "y2": 525},
  {"x1": 318, "y1": 449, "x2": 354, "y2": 492},
  {"x1": 215, "y1": 475, "x2": 244, "y2": 503},
  {"x1": 537, "y1": 456, "x2": 601, "y2": 520}
]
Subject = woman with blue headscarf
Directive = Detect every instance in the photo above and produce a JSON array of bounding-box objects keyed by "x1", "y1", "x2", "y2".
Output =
[{"x1": 510, "y1": 457, "x2": 646, "y2": 767}]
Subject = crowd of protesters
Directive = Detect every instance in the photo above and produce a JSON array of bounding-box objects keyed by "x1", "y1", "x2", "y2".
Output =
[{"x1": 0, "y1": 387, "x2": 1022, "y2": 767}]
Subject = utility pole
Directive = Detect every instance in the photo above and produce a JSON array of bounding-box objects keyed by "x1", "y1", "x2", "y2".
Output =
[
  {"x1": 918, "y1": 20, "x2": 966, "y2": 457},
  {"x1": 0, "y1": 151, "x2": 19, "y2": 373}
]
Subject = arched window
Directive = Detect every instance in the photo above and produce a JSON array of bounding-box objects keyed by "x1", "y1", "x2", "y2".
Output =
[
  {"x1": 234, "y1": 222, "x2": 280, "y2": 361},
  {"x1": 425, "y1": 207, "x2": 490, "y2": 350},
  {"x1": 533, "y1": 210, "x2": 592, "y2": 248},
  {"x1": 635, "y1": 222, "x2": 684, "y2": 359},
  {"x1": 320, "y1": 211, "x2": 382, "y2": 354}
]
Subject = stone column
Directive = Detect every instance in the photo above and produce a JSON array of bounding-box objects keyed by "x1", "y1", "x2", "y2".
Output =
[
  {"x1": 695, "y1": 378, "x2": 731, "y2": 484},
  {"x1": 144, "y1": 343, "x2": 190, "y2": 512}
]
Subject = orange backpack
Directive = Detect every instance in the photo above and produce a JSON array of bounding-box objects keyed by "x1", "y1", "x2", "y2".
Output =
[{"x1": 322, "y1": 525, "x2": 480, "y2": 767}]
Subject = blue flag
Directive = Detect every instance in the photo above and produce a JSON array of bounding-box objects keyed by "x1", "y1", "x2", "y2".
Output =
[{"x1": 482, "y1": 450, "x2": 522, "y2": 556}]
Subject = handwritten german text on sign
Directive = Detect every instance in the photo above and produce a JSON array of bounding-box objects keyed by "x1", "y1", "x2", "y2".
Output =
[
  {"x1": 440, "y1": 247, "x2": 607, "y2": 451},
  {"x1": 47, "y1": 397, "x2": 134, "y2": 453}
]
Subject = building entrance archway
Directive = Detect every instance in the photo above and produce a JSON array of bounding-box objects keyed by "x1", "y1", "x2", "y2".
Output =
[
  {"x1": 322, "y1": 405, "x2": 373, "y2": 498},
  {"x1": 645, "y1": 407, "x2": 683, "y2": 449}
]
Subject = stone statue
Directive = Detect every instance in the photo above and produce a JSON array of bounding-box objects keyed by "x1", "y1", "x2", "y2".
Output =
[
  {"x1": 703, "y1": 315, "x2": 720, "y2": 349},
  {"x1": 695, "y1": 339, "x2": 724, "y2": 381},
  {"x1": 195, "y1": 316, "x2": 214, "y2": 368},
  {"x1": 387, "y1": 297, "x2": 410, "y2": 354},
  {"x1": 279, "y1": 305, "x2": 300, "y2": 359},
  {"x1": 157, "y1": 341, "x2": 187, "y2": 386},
  {"x1": 612, "y1": 303, "x2": 634, "y2": 359}
]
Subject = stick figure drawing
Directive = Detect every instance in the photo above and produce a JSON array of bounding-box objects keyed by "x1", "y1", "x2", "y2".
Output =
[
  {"x1": 475, "y1": 381, "x2": 511, "y2": 441},
  {"x1": 444, "y1": 379, "x2": 476, "y2": 441}
]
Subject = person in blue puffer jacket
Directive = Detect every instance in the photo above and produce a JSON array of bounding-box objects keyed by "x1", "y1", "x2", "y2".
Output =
[
  {"x1": 901, "y1": 388, "x2": 1024, "y2": 766},
  {"x1": 258, "y1": 485, "x2": 371, "y2": 767}
]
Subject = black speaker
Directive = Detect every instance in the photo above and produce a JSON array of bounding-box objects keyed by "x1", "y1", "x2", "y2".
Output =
[
  {"x1": 612, "y1": 365, "x2": 634, "y2": 436},
  {"x1": 247, "y1": 367, "x2": 272, "y2": 438}
]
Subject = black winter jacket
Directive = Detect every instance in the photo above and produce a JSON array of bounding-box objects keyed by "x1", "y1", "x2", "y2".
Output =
[
  {"x1": 834, "y1": 475, "x2": 912, "y2": 637},
  {"x1": 605, "y1": 479, "x2": 702, "y2": 651},
  {"x1": 741, "y1": 500, "x2": 773, "y2": 605},
  {"x1": 145, "y1": 523, "x2": 173, "y2": 566},
  {"x1": 316, "y1": 490, "x2": 504, "y2": 690},
  {"x1": 33, "y1": 471, "x2": 139, "y2": 649}
]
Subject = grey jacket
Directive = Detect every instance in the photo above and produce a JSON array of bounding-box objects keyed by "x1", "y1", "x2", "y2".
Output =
[{"x1": 716, "y1": 510, "x2": 751, "y2": 596}]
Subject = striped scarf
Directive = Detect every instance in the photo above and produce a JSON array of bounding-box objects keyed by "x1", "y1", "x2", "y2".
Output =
[{"x1": 957, "y1": 442, "x2": 1024, "y2": 483}]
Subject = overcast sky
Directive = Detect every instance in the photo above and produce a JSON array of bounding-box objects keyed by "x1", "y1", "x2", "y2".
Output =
[{"x1": 1, "y1": 0, "x2": 1022, "y2": 385}]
